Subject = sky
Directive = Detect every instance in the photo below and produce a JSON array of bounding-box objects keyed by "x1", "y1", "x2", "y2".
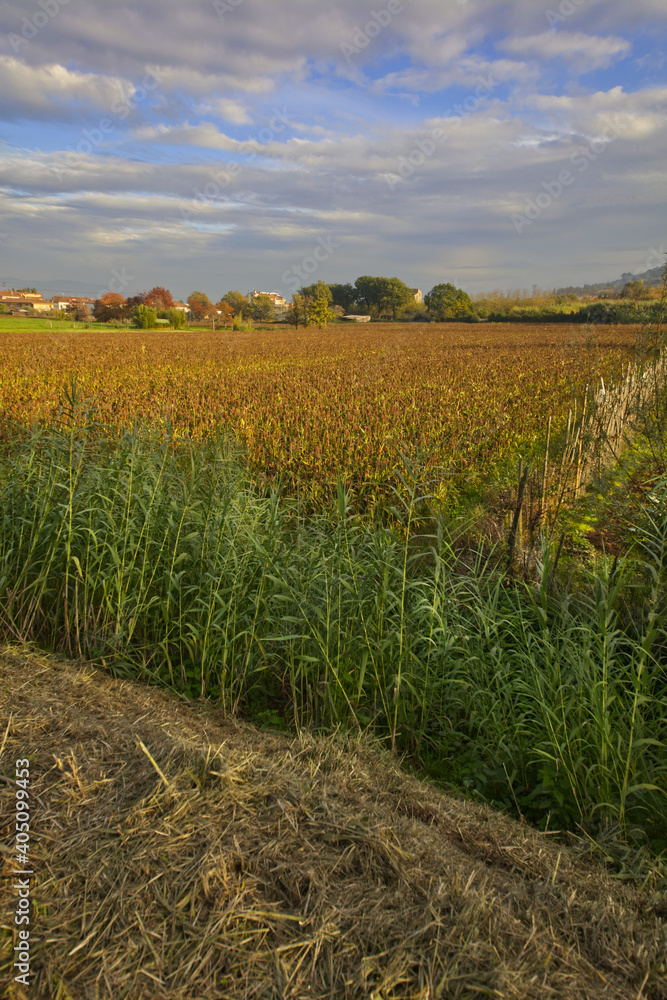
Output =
[{"x1": 0, "y1": 0, "x2": 665, "y2": 301}]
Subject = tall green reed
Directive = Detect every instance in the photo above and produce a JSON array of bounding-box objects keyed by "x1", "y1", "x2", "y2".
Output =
[{"x1": 0, "y1": 406, "x2": 665, "y2": 854}]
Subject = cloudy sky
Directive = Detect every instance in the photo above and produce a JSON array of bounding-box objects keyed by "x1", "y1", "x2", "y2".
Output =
[{"x1": 0, "y1": 0, "x2": 665, "y2": 301}]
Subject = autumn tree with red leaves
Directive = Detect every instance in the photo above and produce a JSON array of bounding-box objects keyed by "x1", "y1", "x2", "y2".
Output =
[
  {"x1": 93, "y1": 292, "x2": 127, "y2": 322},
  {"x1": 216, "y1": 301, "x2": 235, "y2": 327},
  {"x1": 187, "y1": 291, "x2": 214, "y2": 321},
  {"x1": 144, "y1": 287, "x2": 175, "y2": 310}
]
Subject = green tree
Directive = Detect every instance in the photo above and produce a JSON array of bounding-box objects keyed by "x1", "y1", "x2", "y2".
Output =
[
  {"x1": 309, "y1": 285, "x2": 336, "y2": 328},
  {"x1": 381, "y1": 277, "x2": 414, "y2": 319},
  {"x1": 222, "y1": 290, "x2": 250, "y2": 318},
  {"x1": 354, "y1": 276, "x2": 413, "y2": 319},
  {"x1": 285, "y1": 294, "x2": 311, "y2": 329},
  {"x1": 187, "y1": 291, "x2": 213, "y2": 320},
  {"x1": 621, "y1": 280, "x2": 647, "y2": 301},
  {"x1": 250, "y1": 295, "x2": 275, "y2": 322},
  {"x1": 354, "y1": 275, "x2": 382, "y2": 317},
  {"x1": 425, "y1": 283, "x2": 474, "y2": 320},
  {"x1": 329, "y1": 282, "x2": 357, "y2": 312},
  {"x1": 299, "y1": 281, "x2": 332, "y2": 303}
]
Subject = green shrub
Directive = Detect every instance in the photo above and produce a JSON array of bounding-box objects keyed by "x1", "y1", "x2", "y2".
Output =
[
  {"x1": 578, "y1": 302, "x2": 663, "y2": 324},
  {"x1": 232, "y1": 315, "x2": 253, "y2": 331},
  {"x1": 164, "y1": 308, "x2": 186, "y2": 330},
  {"x1": 133, "y1": 304, "x2": 158, "y2": 329},
  {"x1": 486, "y1": 302, "x2": 664, "y2": 324}
]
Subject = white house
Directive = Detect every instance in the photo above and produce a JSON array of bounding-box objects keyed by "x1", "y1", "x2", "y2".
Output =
[{"x1": 248, "y1": 290, "x2": 288, "y2": 310}]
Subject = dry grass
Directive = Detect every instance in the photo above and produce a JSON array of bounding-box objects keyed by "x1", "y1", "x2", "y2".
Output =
[
  {"x1": 0, "y1": 322, "x2": 638, "y2": 505},
  {"x1": 1, "y1": 645, "x2": 665, "y2": 999}
]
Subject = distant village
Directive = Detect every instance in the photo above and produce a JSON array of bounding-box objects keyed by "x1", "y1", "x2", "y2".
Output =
[
  {"x1": 0, "y1": 288, "x2": 292, "y2": 318},
  {"x1": 0, "y1": 290, "x2": 98, "y2": 316}
]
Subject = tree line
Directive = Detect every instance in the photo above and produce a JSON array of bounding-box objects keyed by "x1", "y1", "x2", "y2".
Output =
[
  {"x1": 93, "y1": 288, "x2": 276, "y2": 328},
  {"x1": 91, "y1": 280, "x2": 476, "y2": 329},
  {"x1": 294, "y1": 277, "x2": 474, "y2": 324}
]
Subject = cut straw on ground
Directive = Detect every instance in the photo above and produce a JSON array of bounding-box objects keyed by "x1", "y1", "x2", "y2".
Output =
[{"x1": 1, "y1": 645, "x2": 665, "y2": 999}]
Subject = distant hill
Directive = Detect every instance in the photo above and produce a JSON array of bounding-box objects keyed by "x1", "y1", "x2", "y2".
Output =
[
  {"x1": 557, "y1": 263, "x2": 665, "y2": 297},
  {"x1": 0, "y1": 276, "x2": 106, "y2": 297}
]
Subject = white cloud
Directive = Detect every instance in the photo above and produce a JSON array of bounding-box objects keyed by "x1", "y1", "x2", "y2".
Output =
[
  {"x1": 501, "y1": 31, "x2": 631, "y2": 71},
  {"x1": 193, "y1": 98, "x2": 253, "y2": 125},
  {"x1": 525, "y1": 85, "x2": 667, "y2": 138},
  {"x1": 0, "y1": 56, "x2": 134, "y2": 119}
]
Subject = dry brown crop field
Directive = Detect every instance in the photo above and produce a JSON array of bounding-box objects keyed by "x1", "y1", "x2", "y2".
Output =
[{"x1": 0, "y1": 320, "x2": 639, "y2": 504}]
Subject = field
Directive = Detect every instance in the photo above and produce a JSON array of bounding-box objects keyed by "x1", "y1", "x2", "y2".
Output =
[
  {"x1": 0, "y1": 320, "x2": 639, "y2": 507},
  {"x1": 0, "y1": 316, "x2": 112, "y2": 332}
]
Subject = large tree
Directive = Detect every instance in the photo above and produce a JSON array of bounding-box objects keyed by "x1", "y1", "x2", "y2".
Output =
[
  {"x1": 250, "y1": 295, "x2": 275, "y2": 322},
  {"x1": 285, "y1": 294, "x2": 311, "y2": 329},
  {"x1": 309, "y1": 284, "x2": 336, "y2": 328},
  {"x1": 144, "y1": 286, "x2": 175, "y2": 310},
  {"x1": 425, "y1": 283, "x2": 474, "y2": 320},
  {"x1": 93, "y1": 292, "x2": 127, "y2": 322},
  {"x1": 187, "y1": 290, "x2": 213, "y2": 320},
  {"x1": 222, "y1": 290, "x2": 250, "y2": 318},
  {"x1": 66, "y1": 301, "x2": 89, "y2": 322},
  {"x1": 215, "y1": 301, "x2": 235, "y2": 326},
  {"x1": 329, "y1": 282, "x2": 357, "y2": 312},
  {"x1": 125, "y1": 292, "x2": 146, "y2": 314},
  {"x1": 354, "y1": 276, "x2": 413, "y2": 319},
  {"x1": 299, "y1": 281, "x2": 332, "y2": 302},
  {"x1": 620, "y1": 280, "x2": 648, "y2": 301}
]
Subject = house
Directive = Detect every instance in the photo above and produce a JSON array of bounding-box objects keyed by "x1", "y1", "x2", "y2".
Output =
[
  {"x1": 0, "y1": 296, "x2": 36, "y2": 307},
  {"x1": 50, "y1": 296, "x2": 96, "y2": 313},
  {"x1": 172, "y1": 301, "x2": 191, "y2": 313},
  {"x1": 0, "y1": 295, "x2": 50, "y2": 313},
  {"x1": 0, "y1": 291, "x2": 44, "y2": 302},
  {"x1": 0, "y1": 291, "x2": 95, "y2": 315},
  {"x1": 248, "y1": 290, "x2": 288, "y2": 311},
  {"x1": 411, "y1": 288, "x2": 423, "y2": 304}
]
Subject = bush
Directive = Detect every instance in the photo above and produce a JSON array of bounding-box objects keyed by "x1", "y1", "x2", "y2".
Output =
[
  {"x1": 484, "y1": 303, "x2": 665, "y2": 324},
  {"x1": 578, "y1": 302, "x2": 664, "y2": 324},
  {"x1": 164, "y1": 309, "x2": 186, "y2": 330},
  {"x1": 233, "y1": 315, "x2": 254, "y2": 331},
  {"x1": 133, "y1": 305, "x2": 158, "y2": 329}
]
